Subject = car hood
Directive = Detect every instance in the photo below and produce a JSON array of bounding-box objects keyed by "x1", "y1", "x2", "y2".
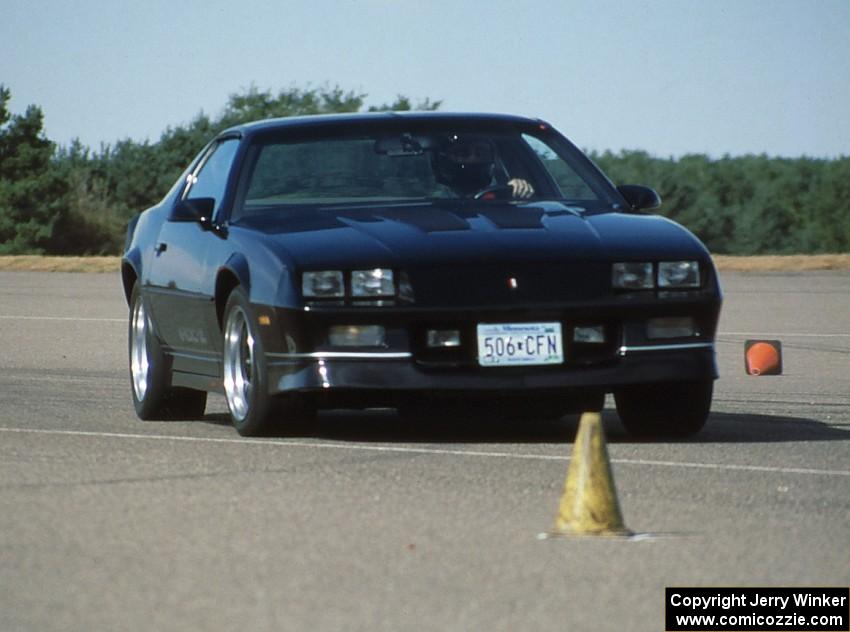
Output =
[{"x1": 237, "y1": 201, "x2": 709, "y2": 270}]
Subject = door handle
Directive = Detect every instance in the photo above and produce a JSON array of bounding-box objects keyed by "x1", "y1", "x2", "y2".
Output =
[{"x1": 155, "y1": 243, "x2": 168, "y2": 254}]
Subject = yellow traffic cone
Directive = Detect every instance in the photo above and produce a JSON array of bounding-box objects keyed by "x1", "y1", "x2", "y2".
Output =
[{"x1": 553, "y1": 411, "x2": 631, "y2": 536}]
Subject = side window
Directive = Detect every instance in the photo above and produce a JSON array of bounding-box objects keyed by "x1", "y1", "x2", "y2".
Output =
[
  {"x1": 184, "y1": 138, "x2": 240, "y2": 215},
  {"x1": 522, "y1": 134, "x2": 597, "y2": 200}
]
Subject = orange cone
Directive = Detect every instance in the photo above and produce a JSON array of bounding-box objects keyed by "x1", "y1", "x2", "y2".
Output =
[{"x1": 745, "y1": 340, "x2": 782, "y2": 375}]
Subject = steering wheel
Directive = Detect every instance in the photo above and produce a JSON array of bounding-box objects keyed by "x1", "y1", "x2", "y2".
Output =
[{"x1": 473, "y1": 184, "x2": 514, "y2": 201}]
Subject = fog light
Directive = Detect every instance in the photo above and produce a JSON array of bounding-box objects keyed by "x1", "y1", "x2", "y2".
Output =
[
  {"x1": 328, "y1": 325, "x2": 385, "y2": 347},
  {"x1": 573, "y1": 325, "x2": 606, "y2": 344},
  {"x1": 427, "y1": 329, "x2": 461, "y2": 348},
  {"x1": 647, "y1": 317, "x2": 697, "y2": 339}
]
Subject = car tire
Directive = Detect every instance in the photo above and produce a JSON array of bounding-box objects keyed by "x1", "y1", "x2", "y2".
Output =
[
  {"x1": 129, "y1": 282, "x2": 207, "y2": 420},
  {"x1": 614, "y1": 380, "x2": 712, "y2": 438},
  {"x1": 222, "y1": 287, "x2": 316, "y2": 436},
  {"x1": 222, "y1": 287, "x2": 274, "y2": 436}
]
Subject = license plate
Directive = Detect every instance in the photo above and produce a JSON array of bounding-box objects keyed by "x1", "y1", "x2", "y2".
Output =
[{"x1": 477, "y1": 322, "x2": 563, "y2": 367}]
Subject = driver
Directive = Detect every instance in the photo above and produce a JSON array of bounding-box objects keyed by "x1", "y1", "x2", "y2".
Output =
[{"x1": 432, "y1": 135, "x2": 534, "y2": 199}]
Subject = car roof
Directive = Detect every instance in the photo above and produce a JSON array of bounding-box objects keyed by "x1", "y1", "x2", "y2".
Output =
[{"x1": 222, "y1": 111, "x2": 547, "y2": 138}]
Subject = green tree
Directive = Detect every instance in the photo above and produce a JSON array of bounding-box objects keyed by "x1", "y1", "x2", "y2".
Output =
[
  {"x1": 590, "y1": 150, "x2": 850, "y2": 255},
  {"x1": 368, "y1": 94, "x2": 442, "y2": 112},
  {"x1": 0, "y1": 85, "x2": 68, "y2": 253},
  {"x1": 20, "y1": 82, "x2": 847, "y2": 257},
  {"x1": 48, "y1": 139, "x2": 125, "y2": 254},
  {"x1": 218, "y1": 84, "x2": 366, "y2": 128}
]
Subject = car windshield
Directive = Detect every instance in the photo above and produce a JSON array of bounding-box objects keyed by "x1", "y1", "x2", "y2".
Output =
[{"x1": 233, "y1": 125, "x2": 615, "y2": 220}]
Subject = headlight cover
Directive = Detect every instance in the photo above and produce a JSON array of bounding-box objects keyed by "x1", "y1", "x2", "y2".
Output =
[
  {"x1": 612, "y1": 262, "x2": 654, "y2": 289},
  {"x1": 658, "y1": 261, "x2": 700, "y2": 288},
  {"x1": 351, "y1": 268, "x2": 395, "y2": 297},
  {"x1": 302, "y1": 271, "x2": 344, "y2": 298}
]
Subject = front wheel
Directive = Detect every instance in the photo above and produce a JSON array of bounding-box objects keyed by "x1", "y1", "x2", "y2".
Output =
[
  {"x1": 614, "y1": 380, "x2": 713, "y2": 438},
  {"x1": 221, "y1": 287, "x2": 315, "y2": 436},
  {"x1": 222, "y1": 287, "x2": 272, "y2": 436},
  {"x1": 128, "y1": 283, "x2": 207, "y2": 420}
]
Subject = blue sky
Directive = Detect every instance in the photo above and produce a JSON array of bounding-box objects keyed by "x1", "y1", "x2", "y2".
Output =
[{"x1": 2, "y1": 0, "x2": 848, "y2": 158}]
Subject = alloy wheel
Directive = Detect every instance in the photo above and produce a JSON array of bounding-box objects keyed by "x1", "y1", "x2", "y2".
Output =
[
  {"x1": 223, "y1": 306, "x2": 255, "y2": 421},
  {"x1": 130, "y1": 298, "x2": 150, "y2": 401}
]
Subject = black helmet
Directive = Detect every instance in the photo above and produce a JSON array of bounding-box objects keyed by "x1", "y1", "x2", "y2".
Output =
[{"x1": 432, "y1": 135, "x2": 495, "y2": 195}]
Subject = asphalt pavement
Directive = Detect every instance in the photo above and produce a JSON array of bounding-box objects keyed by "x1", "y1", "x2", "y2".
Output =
[{"x1": 1, "y1": 270, "x2": 848, "y2": 632}]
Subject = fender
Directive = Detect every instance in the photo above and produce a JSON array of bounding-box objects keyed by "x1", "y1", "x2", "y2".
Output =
[
  {"x1": 121, "y1": 247, "x2": 143, "y2": 306},
  {"x1": 221, "y1": 252, "x2": 251, "y2": 294},
  {"x1": 124, "y1": 214, "x2": 141, "y2": 253},
  {"x1": 212, "y1": 253, "x2": 251, "y2": 330}
]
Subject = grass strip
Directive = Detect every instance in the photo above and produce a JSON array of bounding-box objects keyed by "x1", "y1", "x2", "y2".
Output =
[{"x1": 1, "y1": 254, "x2": 849, "y2": 273}]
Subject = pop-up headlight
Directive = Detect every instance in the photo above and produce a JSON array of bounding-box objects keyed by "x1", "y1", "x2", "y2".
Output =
[
  {"x1": 302, "y1": 271, "x2": 344, "y2": 298},
  {"x1": 612, "y1": 262, "x2": 654, "y2": 289},
  {"x1": 351, "y1": 269, "x2": 395, "y2": 297},
  {"x1": 658, "y1": 261, "x2": 700, "y2": 288}
]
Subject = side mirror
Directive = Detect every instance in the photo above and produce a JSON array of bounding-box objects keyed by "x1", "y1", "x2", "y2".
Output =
[
  {"x1": 170, "y1": 197, "x2": 216, "y2": 229},
  {"x1": 617, "y1": 185, "x2": 661, "y2": 212}
]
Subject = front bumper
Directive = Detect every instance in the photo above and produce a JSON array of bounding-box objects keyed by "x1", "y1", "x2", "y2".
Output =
[
  {"x1": 266, "y1": 343, "x2": 717, "y2": 399},
  {"x1": 256, "y1": 293, "x2": 721, "y2": 404}
]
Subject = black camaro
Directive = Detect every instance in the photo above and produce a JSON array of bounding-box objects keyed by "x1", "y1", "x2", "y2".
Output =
[{"x1": 122, "y1": 112, "x2": 721, "y2": 437}]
